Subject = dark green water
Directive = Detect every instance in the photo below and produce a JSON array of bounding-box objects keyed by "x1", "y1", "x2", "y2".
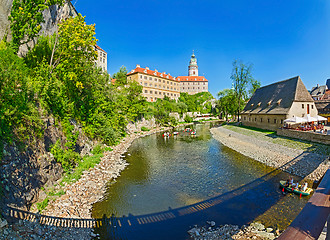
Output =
[{"x1": 92, "y1": 123, "x2": 309, "y2": 239}]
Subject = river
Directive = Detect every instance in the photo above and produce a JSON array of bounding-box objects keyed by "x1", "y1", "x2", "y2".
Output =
[{"x1": 92, "y1": 122, "x2": 309, "y2": 239}]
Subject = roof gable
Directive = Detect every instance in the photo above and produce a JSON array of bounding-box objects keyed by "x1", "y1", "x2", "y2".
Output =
[{"x1": 242, "y1": 76, "x2": 313, "y2": 115}]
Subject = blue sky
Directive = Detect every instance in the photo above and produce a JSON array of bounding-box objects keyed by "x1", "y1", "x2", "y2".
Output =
[{"x1": 74, "y1": 0, "x2": 330, "y2": 97}]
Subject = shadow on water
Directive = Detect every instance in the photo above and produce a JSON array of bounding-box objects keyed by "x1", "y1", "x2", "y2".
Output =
[
  {"x1": 2, "y1": 123, "x2": 326, "y2": 240},
  {"x1": 1, "y1": 151, "x2": 319, "y2": 240}
]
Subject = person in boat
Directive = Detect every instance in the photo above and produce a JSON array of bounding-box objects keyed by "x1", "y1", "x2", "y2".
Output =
[
  {"x1": 293, "y1": 182, "x2": 299, "y2": 189},
  {"x1": 285, "y1": 176, "x2": 293, "y2": 187},
  {"x1": 301, "y1": 182, "x2": 308, "y2": 192},
  {"x1": 284, "y1": 179, "x2": 290, "y2": 187}
]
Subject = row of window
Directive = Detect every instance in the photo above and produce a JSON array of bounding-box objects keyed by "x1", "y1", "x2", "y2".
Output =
[
  {"x1": 182, "y1": 82, "x2": 206, "y2": 85},
  {"x1": 182, "y1": 87, "x2": 206, "y2": 90},
  {"x1": 144, "y1": 90, "x2": 177, "y2": 97},
  {"x1": 140, "y1": 75, "x2": 177, "y2": 85},
  {"x1": 301, "y1": 104, "x2": 314, "y2": 109},
  {"x1": 141, "y1": 82, "x2": 177, "y2": 91},
  {"x1": 243, "y1": 116, "x2": 284, "y2": 124}
]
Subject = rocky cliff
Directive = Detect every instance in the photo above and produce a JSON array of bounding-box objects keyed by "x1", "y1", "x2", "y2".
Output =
[
  {"x1": 0, "y1": 115, "x2": 94, "y2": 210},
  {"x1": 0, "y1": 0, "x2": 77, "y2": 55}
]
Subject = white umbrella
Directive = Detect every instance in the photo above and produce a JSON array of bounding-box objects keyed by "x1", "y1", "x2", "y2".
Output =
[
  {"x1": 303, "y1": 114, "x2": 317, "y2": 122},
  {"x1": 315, "y1": 115, "x2": 327, "y2": 121},
  {"x1": 284, "y1": 116, "x2": 307, "y2": 124}
]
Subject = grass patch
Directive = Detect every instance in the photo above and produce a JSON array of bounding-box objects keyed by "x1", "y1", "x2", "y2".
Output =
[
  {"x1": 236, "y1": 125, "x2": 276, "y2": 135},
  {"x1": 36, "y1": 198, "x2": 49, "y2": 213},
  {"x1": 47, "y1": 189, "x2": 66, "y2": 197},
  {"x1": 141, "y1": 126, "x2": 150, "y2": 131},
  {"x1": 61, "y1": 153, "x2": 104, "y2": 184}
]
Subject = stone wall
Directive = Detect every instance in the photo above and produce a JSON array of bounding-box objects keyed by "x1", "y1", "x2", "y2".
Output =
[
  {"x1": 126, "y1": 118, "x2": 158, "y2": 133},
  {"x1": 277, "y1": 128, "x2": 330, "y2": 145}
]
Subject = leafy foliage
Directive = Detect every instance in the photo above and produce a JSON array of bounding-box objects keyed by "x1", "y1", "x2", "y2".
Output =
[
  {"x1": 8, "y1": 0, "x2": 64, "y2": 52},
  {"x1": 178, "y1": 92, "x2": 214, "y2": 113},
  {"x1": 216, "y1": 89, "x2": 237, "y2": 120},
  {"x1": 230, "y1": 60, "x2": 259, "y2": 120}
]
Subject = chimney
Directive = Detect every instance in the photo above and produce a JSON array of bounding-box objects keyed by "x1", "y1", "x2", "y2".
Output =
[
  {"x1": 155, "y1": 69, "x2": 158, "y2": 72},
  {"x1": 317, "y1": 84, "x2": 319, "y2": 88},
  {"x1": 162, "y1": 72, "x2": 166, "y2": 75},
  {"x1": 146, "y1": 67, "x2": 149, "y2": 70},
  {"x1": 136, "y1": 64, "x2": 140, "y2": 68}
]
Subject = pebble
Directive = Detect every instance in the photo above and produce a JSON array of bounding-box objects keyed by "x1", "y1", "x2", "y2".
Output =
[{"x1": 188, "y1": 222, "x2": 277, "y2": 240}]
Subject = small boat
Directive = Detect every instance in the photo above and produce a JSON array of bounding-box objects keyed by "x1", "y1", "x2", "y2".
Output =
[
  {"x1": 190, "y1": 131, "x2": 196, "y2": 135},
  {"x1": 279, "y1": 181, "x2": 313, "y2": 196},
  {"x1": 173, "y1": 131, "x2": 179, "y2": 135}
]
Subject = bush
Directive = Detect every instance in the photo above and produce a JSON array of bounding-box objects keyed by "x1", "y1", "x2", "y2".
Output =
[
  {"x1": 50, "y1": 141, "x2": 82, "y2": 172},
  {"x1": 92, "y1": 144, "x2": 112, "y2": 154},
  {"x1": 141, "y1": 126, "x2": 150, "y2": 131},
  {"x1": 184, "y1": 115, "x2": 193, "y2": 123}
]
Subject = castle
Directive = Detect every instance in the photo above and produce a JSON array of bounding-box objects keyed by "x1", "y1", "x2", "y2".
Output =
[{"x1": 127, "y1": 52, "x2": 209, "y2": 102}]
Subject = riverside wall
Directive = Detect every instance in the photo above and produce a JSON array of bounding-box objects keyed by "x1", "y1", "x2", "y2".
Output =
[{"x1": 277, "y1": 128, "x2": 330, "y2": 145}]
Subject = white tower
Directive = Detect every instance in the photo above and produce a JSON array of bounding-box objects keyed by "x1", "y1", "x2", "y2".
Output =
[{"x1": 188, "y1": 51, "x2": 198, "y2": 76}]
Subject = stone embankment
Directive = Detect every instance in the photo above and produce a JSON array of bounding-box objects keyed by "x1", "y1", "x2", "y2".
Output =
[
  {"x1": 210, "y1": 126, "x2": 329, "y2": 181},
  {"x1": 188, "y1": 221, "x2": 279, "y2": 240},
  {"x1": 0, "y1": 125, "x2": 174, "y2": 239},
  {"x1": 43, "y1": 127, "x2": 172, "y2": 219}
]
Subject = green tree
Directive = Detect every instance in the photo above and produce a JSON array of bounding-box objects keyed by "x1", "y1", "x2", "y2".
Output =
[
  {"x1": 231, "y1": 60, "x2": 254, "y2": 121},
  {"x1": 249, "y1": 79, "x2": 261, "y2": 97},
  {"x1": 8, "y1": 0, "x2": 64, "y2": 52},
  {"x1": 112, "y1": 66, "x2": 128, "y2": 86},
  {"x1": 217, "y1": 89, "x2": 236, "y2": 121}
]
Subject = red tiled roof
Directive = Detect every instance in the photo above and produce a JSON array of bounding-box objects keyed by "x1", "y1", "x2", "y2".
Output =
[
  {"x1": 95, "y1": 45, "x2": 106, "y2": 53},
  {"x1": 176, "y1": 76, "x2": 208, "y2": 82},
  {"x1": 127, "y1": 66, "x2": 177, "y2": 81},
  {"x1": 111, "y1": 78, "x2": 116, "y2": 84}
]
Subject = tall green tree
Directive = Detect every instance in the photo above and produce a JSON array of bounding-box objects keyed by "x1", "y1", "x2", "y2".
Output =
[
  {"x1": 8, "y1": 0, "x2": 64, "y2": 52},
  {"x1": 217, "y1": 89, "x2": 236, "y2": 121},
  {"x1": 231, "y1": 60, "x2": 254, "y2": 121}
]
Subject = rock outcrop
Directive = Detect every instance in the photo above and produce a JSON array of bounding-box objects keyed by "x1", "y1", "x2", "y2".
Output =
[{"x1": 0, "y1": 0, "x2": 77, "y2": 56}]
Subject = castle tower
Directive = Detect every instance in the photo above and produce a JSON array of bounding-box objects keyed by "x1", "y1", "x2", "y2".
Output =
[{"x1": 188, "y1": 51, "x2": 198, "y2": 76}]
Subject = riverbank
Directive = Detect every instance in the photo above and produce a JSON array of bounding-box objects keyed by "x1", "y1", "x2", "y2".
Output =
[
  {"x1": 188, "y1": 221, "x2": 279, "y2": 240},
  {"x1": 1, "y1": 124, "x2": 191, "y2": 239},
  {"x1": 210, "y1": 125, "x2": 329, "y2": 181}
]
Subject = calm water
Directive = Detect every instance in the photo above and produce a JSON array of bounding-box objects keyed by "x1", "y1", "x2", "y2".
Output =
[{"x1": 92, "y1": 123, "x2": 309, "y2": 239}]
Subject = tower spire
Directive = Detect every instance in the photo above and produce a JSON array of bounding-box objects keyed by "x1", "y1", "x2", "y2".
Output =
[{"x1": 188, "y1": 51, "x2": 198, "y2": 76}]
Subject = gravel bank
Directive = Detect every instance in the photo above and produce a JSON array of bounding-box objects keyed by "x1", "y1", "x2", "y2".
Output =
[
  {"x1": 188, "y1": 221, "x2": 280, "y2": 240},
  {"x1": 210, "y1": 126, "x2": 329, "y2": 181}
]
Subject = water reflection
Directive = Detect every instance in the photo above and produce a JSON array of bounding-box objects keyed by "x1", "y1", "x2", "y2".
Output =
[{"x1": 92, "y1": 122, "x2": 309, "y2": 239}]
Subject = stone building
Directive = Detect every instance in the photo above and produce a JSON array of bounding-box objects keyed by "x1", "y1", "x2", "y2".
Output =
[
  {"x1": 241, "y1": 76, "x2": 318, "y2": 131},
  {"x1": 127, "y1": 65, "x2": 180, "y2": 102},
  {"x1": 95, "y1": 45, "x2": 107, "y2": 72},
  {"x1": 178, "y1": 52, "x2": 209, "y2": 95}
]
